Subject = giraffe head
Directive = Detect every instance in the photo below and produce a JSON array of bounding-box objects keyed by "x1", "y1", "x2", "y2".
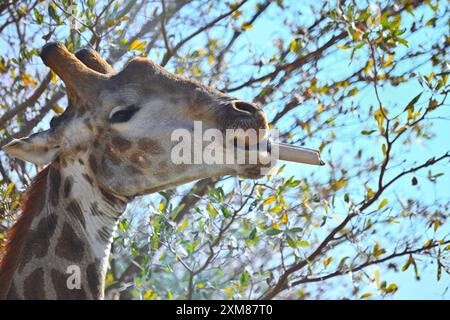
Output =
[{"x1": 3, "y1": 43, "x2": 269, "y2": 198}]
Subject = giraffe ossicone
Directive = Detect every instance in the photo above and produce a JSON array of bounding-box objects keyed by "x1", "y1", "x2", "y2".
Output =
[{"x1": 0, "y1": 42, "x2": 271, "y2": 299}]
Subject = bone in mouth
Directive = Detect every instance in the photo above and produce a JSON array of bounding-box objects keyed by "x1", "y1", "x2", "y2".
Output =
[
  {"x1": 237, "y1": 139, "x2": 325, "y2": 166},
  {"x1": 270, "y1": 141, "x2": 325, "y2": 166}
]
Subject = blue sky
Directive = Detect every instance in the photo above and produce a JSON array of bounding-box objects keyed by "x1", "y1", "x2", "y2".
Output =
[
  {"x1": 187, "y1": 0, "x2": 450, "y2": 299},
  {"x1": 1, "y1": 0, "x2": 448, "y2": 299}
]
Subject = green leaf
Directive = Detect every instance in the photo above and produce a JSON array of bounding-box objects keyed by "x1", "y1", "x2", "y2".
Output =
[
  {"x1": 404, "y1": 92, "x2": 422, "y2": 111},
  {"x1": 401, "y1": 255, "x2": 414, "y2": 272},
  {"x1": 361, "y1": 130, "x2": 376, "y2": 135},
  {"x1": 286, "y1": 235, "x2": 297, "y2": 249},
  {"x1": 265, "y1": 228, "x2": 283, "y2": 236},
  {"x1": 33, "y1": 8, "x2": 44, "y2": 24},
  {"x1": 344, "y1": 193, "x2": 349, "y2": 203},
  {"x1": 206, "y1": 203, "x2": 218, "y2": 217},
  {"x1": 220, "y1": 206, "x2": 230, "y2": 218},
  {"x1": 397, "y1": 37, "x2": 408, "y2": 47},
  {"x1": 297, "y1": 240, "x2": 309, "y2": 247},
  {"x1": 248, "y1": 228, "x2": 257, "y2": 240},
  {"x1": 240, "y1": 271, "x2": 249, "y2": 287}
]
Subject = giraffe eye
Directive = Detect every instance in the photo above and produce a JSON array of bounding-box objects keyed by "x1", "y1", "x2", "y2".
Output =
[{"x1": 110, "y1": 105, "x2": 139, "y2": 123}]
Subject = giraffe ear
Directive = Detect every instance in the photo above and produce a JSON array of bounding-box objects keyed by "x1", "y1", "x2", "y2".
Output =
[{"x1": 2, "y1": 130, "x2": 61, "y2": 165}]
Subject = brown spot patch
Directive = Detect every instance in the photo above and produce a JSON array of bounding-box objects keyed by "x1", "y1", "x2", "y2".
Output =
[
  {"x1": 49, "y1": 168, "x2": 61, "y2": 207},
  {"x1": 45, "y1": 213, "x2": 59, "y2": 236},
  {"x1": 23, "y1": 268, "x2": 45, "y2": 299},
  {"x1": 105, "y1": 145, "x2": 121, "y2": 165},
  {"x1": 130, "y1": 152, "x2": 150, "y2": 168},
  {"x1": 111, "y1": 135, "x2": 132, "y2": 152},
  {"x1": 90, "y1": 202, "x2": 103, "y2": 216},
  {"x1": 98, "y1": 156, "x2": 113, "y2": 179},
  {"x1": 17, "y1": 214, "x2": 58, "y2": 272},
  {"x1": 125, "y1": 164, "x2": 141, "y2": 175},
  {"x1": 67, "y1": 200, "x2": 85, "y2": 228},
  {"x1": 51, "y1": 269, "x2": 87, "y2": 300},
  {"x1": 88, "y1": 154, "x2": 97, "y2": 173},
  {"x1": 83, "y1": 173, "x2": 94, "y2": 186},
  {"x1": 86, "y1": 262, "x2": 102, "y2": 299},
  {"x1": 85, "y1": 120, "x2": 93, "y2": 132},
  {"x1": 97, "y1": 227, "x2": 111, "y2": 243},
  {"x1": 55, "y1": 223, "x2": 85, "y2": 262},
  {"x1": 63, "y1": 177, "x2": 73, "y2": 198},
  {"x1": 137, "y1": 138, "x2": 162, "y2": 154}
]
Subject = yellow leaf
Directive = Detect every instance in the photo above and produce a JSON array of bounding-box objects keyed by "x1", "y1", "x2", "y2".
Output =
[
  {"x1": 361, "y1": 292, "x2": 372, "y2": 299},
  {"x1": 4, "y1": 182, "x2": 15, "y2": 199},
  {"x1": 196, "y1": 48, "x2": 208, "y2": 56},
  {"x1": 231, "y1": 10, "x2": 241, "y2": 19},
  {"x1": 433, "y1": 220, "x2": 440, "y2": 232},
  {"x1": 367, "y1": 187, "x2": 374, "y2": 198},
  {"x1": 53, "y1": 104, "x2": 64, "y2": 115},
  {"x1": 105, "y1": 271, "x2": 114, "y2": 286},
  {"x1": 242, "y1": 22, "x2": 253, "y2": 30},
  {"x1": 388, "y1": 217, "x2": 399, "y2": 224},
  {"x1": 317, "y1": 103, "x2": 323, "y2": 113},
  {"x1": 51, "y1": 71, "x2": 57, "y2": 84},
  {"x1": 263, "y1": 195, "x2": 277, "y2": 206},
  {"x1": 323, "y1": 257, "x2": 333, "y2": 267},
  {"x1": 129, "y1": 39, "x2": 147, "y2": 51},
  {"x1": 423, "y1": 239, "x2": 432, "y2": 248},
  {"x1": 177, "y1": 220, "x2": 188, "y2": 232},
  {"x1": 143, "y1": 289, "x2": 153, "y2": 300},
  {"x1": 353, "y1": 29, "x2": 361, "y2": 41},
  {"x1": 381, "y1": 143, "x2": 386, "y2": 156},
  {"x1": 208, "y1": 54, "x2": 214, "y2": 65},
  {"x1": 374, "y1": 269, "x2": 380, "y2": 287},
  {"x1": 273, "y1": 220, "x2": 280, "y2": 230},
  {"x1": 382, "y1": 54, "x2": 394, "y2": 68},
  {"x1": 378, "y1": 198, "x2": 387, "y2": 210},
  {"x1": 364, "y1": 60, "x2": 373, "y2": 73},
  {"x1": 269, "y1": 205, "x2": 282, "y2": 213},
  {"x1": 192, "y1": 65, "x2": 201, "y2": 76},
  {"x1": 374, "y1": 248, "x2": 386, "y2": 258},
  {"x1": 197, "y1": 283, "x2": 205, "y2": 289},
  {"x1": 159, "y1": 202, "x2": 165, "y2": 211},
  {"x1": 224, "y1": 288, "x2": 234, "y2": 295},
  {"x1": 281, "y1": 213, "x2": 288, "y2": 225},
  {"x1": 334, "y1": 179, "x2": 346, "y2": 190},
  {"x1": 0, "y1": 60, "x2": 6, "y2": 73}
]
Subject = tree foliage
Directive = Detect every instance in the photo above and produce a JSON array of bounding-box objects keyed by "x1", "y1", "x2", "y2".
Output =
[{"x1": 0, "y1": 0, "x2": 449, "y2": 299}]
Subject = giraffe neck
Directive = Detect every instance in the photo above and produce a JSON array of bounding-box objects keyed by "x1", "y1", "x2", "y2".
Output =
[{"x1": 2, "y1": 159, "x2": 128, "y2": 300}]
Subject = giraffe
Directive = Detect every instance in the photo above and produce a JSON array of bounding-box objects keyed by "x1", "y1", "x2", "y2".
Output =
[{"x1": 0, "y1": 42, "x2": 269, "y2": 300}]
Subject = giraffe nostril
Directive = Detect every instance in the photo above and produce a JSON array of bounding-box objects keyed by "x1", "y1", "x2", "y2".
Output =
[{"x1": 231, "y1": 101, "x2": 261, "y2": 115}]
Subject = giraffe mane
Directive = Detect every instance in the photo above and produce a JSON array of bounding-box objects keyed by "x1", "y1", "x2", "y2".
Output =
[{"x1": 0, "y1": 166, "x2": 50, "y2": 299}]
